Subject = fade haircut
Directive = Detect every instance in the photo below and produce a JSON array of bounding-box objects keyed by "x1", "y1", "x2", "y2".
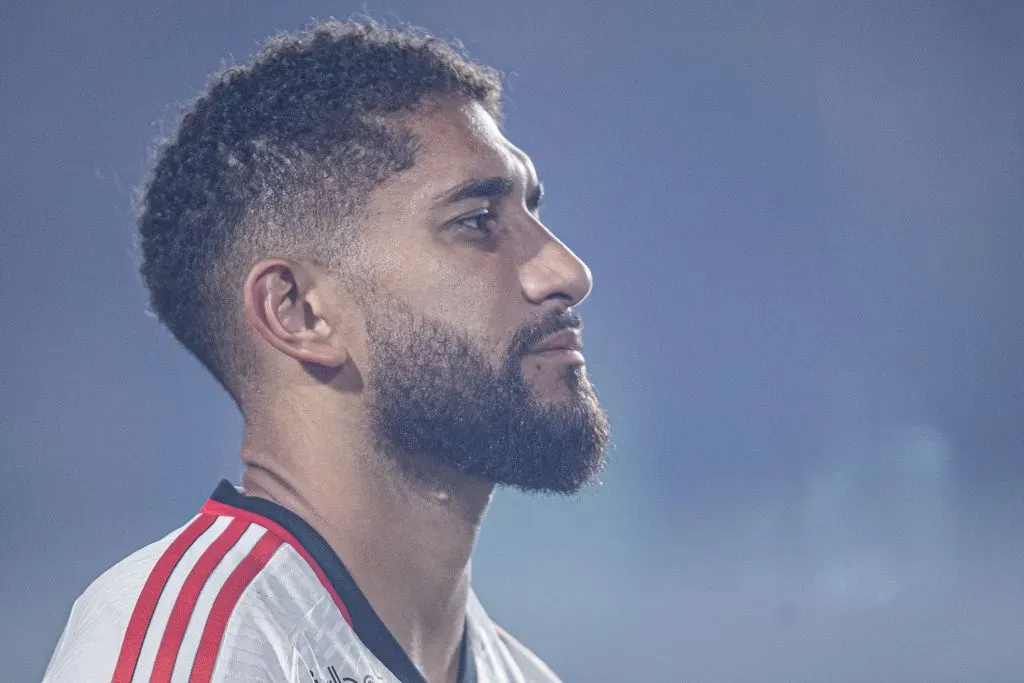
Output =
[{"x1": 137, "y1": 20, "x2": 502, "y2": 406}]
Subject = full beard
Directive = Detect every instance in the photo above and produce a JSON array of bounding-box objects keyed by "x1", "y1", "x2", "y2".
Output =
[{"x1": 362, "y1": 301, "x2": 610, "y2": 494}]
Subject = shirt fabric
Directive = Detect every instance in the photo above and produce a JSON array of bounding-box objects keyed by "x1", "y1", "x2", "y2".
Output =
[{"x1": 43, "y1": 481, "x2": 561, "y2": 683}]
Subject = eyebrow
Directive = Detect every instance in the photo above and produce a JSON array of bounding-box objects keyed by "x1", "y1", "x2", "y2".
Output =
[{"x1": 434, "y1": 176, "x2": 545, "y2": 210}]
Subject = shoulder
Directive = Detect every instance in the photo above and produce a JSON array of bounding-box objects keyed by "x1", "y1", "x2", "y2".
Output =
[
  {"x1": 43, "y1": 512, "x2": 324, "y2": 682},
  {"x1": 43, "y1": 516, "x2": 198, "y2": 681},
  {"x1": 493, "y1": 624, "x2": 563, "y2": 683}
]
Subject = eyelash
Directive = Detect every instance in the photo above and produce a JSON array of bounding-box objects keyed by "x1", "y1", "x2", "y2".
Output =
[
  {"x1": 453, "y1": 199, "x2": 543, "y2": 235},
  {"x1": 456, "y1": 210, "x2": 498, "y2": 234}
]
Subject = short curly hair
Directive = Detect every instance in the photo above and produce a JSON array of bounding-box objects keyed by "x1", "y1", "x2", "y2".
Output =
[{"x1": 137, "y1": 19, "x2": 502, "y2": 406}]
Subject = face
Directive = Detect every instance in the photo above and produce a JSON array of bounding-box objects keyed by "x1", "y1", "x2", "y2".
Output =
[{"x1": 349, "y1": 98, "x2": 610, "y2": 493}]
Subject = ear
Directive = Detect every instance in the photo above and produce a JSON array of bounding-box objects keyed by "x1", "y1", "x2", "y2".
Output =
[{"x1": 242, "y1": 259, "x2": 349, "y2": 369}]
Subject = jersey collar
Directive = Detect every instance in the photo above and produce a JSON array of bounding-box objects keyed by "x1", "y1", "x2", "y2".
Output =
[{"x1": 206, "y1": 480, "x2": 478, "y2": 683}]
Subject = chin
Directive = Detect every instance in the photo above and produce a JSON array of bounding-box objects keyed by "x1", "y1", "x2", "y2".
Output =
[
  {"x1": 532, "y1": 365, "x2": 587, "y2": 392},
  {"x1": 531, "y1": 385, "x2": 584, "y2": 407}
]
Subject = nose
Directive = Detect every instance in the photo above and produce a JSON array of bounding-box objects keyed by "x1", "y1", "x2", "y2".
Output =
[{"x1": 520, "y1": 230, "x2": 593, "y2": 307}]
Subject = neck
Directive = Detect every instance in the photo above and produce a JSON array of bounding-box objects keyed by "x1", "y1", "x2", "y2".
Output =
[{"x1": 238, "y1": 409, "x2": 493, "y2": 683}]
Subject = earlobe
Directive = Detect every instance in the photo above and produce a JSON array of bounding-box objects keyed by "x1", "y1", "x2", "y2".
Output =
[{"x1": 243, "y1": 259, "x2": 349, "y2": 369}]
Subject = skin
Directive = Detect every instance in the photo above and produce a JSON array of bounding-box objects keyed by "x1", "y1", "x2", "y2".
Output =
[{"x1": 236, "y1": 97, "x2": 594, "y2": 683}]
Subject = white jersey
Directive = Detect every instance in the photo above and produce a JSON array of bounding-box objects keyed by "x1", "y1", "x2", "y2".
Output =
[{"x1": 43, "y1": 481, "x2": 560, "y2": 683}]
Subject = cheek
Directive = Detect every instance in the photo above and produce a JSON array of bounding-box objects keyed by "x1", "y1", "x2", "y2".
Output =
[
  {"x1": 412, "y1": 258, "x2": 510, "y2": 323},
  {"x1": 372, "y1": 237, "x2": 522, "y2": 351},
  {"x1": 450, "y1": 271, "x2": 521, "y2": 349}
]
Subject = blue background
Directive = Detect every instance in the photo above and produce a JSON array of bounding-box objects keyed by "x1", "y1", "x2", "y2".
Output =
[{"x1": 2, "y1": 1, "x2": 1023, "y2": 680}]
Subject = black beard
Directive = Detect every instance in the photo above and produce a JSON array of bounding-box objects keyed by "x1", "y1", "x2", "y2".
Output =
[{"x1": 362, "y1": 301, "x2": 610, "y2": 494}]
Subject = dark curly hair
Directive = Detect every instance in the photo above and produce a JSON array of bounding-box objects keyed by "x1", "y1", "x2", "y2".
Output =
[{"x1": 137, "y1": 19, "x2": 502, "y2": 406}]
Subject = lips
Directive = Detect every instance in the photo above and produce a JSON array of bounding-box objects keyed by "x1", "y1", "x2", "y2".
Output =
[{"x1": 530, "y1": 328, "x2": 582, "y2": 354}]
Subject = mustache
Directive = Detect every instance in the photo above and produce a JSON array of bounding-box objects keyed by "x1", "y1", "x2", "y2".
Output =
[{"x1": 507, "y1": 308, "x2": 583, "y2": 360}]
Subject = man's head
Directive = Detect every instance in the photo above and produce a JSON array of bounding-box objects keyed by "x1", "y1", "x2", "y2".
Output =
[{"x1": 138, "y1": 20, "x2": 609, "y2": 493}]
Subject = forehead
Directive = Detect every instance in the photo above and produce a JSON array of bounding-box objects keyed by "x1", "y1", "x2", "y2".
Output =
[
  {"x1": 374, "y1": 99, "x2": 536, "y2": 210},
  {"x1": 417, "y1": 98, "x2": 532, "y2": 176}
]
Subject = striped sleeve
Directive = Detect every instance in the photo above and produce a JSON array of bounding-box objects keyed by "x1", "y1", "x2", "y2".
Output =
[{"x1": 43, "y1": 514, "x2": 288, "y2": 683}]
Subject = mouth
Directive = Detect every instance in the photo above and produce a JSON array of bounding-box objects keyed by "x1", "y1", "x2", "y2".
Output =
[
  {"x1": 528, "y1": 348, "x2": 586, "y2": 364},
  {"x1": 527, "y1": 329, "x2": 585, "y2": 364}
]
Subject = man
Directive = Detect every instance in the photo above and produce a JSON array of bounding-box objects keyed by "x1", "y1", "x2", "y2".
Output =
[{"x1": 44, "y1": 19, "x2": 609, "y2": 683}]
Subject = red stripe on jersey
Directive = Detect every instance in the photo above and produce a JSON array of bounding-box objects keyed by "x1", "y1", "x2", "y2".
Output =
[
  {"x1": 188, "y1": 533, "x2": 284, "y2": 683},
  {"x1": 110, "y1": 514, "x2": 218, "y2": 683},
  {"x1": 200, "y1": 499, "x2": 353, "y2": 626},
  {"x1": 150, "y1": 518, "x2": 250, "y2": 683}
]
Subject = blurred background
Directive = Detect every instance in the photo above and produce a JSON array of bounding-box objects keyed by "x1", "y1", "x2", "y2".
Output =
[{"x1": 2, "y1": 1, "x2": 1022, "y2": 680}]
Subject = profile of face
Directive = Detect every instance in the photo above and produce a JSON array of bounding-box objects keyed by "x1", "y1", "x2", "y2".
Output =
[
  {"x1": 252, "y1": 97, "x2": 605, "y2": 495},
  {"x1": 344, "y1": 99, "x2": 610, "y2": 494}
]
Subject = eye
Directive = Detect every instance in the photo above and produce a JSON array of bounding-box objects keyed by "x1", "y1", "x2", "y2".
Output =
[
  {"x1": 528, "y1": 184, "x2": 545, "y2": 214},
  {"x1": 455, "y1": 210, "x2": 498, "y2": 234}
]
